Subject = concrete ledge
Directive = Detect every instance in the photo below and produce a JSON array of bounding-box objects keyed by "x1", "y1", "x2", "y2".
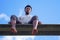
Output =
[{"x1": 0, "y1": 24, "x2": 60, "y2": 35}]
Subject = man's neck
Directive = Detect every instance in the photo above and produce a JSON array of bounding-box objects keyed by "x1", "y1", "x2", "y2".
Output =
[{"x1": 25, "y1": 14, "x2": 29, "y2": 15}]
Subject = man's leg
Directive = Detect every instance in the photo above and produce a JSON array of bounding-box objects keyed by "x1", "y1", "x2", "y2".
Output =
[
  {"x1": 9, "y1": 15, "x2": 18, "y2": 34},
  {"x1": 29, "y1": 16, "x2": 41, "y2": 35},
  {"x1": 32, "y1": 16, "x2": 39, "y2": 35}
]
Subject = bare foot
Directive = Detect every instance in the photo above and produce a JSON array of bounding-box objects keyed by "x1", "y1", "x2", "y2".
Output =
[
  {"x1": 10, "y1": 27, "x2": 17, "y2": 34},
  {"x1": 32, "y1": 29, "x2": 38, "y2": 35}
]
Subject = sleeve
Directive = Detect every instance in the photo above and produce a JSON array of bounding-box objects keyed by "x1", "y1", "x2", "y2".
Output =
[{"x1": 18, "y1": 16, "x2": 22, "y2": 22}]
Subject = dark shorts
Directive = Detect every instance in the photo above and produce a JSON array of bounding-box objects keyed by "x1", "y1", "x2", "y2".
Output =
[
  {"x1": 17, "y1": 16, "x2": 38, "y2": 24},
  {"x1": 9, "y1": 15, "x2": 41, "y2": 24}
]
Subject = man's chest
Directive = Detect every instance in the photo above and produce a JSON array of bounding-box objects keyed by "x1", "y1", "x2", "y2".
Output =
[{"x1": 19, "y1": 15, "x2": 32, "y2": 24}]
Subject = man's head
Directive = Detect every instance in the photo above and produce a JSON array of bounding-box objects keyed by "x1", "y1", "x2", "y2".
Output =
[{"x1": 24, "y1": 5, "x2": 32, "y2": 15}]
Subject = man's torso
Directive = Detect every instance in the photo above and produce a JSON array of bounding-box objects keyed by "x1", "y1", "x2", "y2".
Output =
[{"x1": 18, "y1": 15, "x2": 32, "y2": 24}]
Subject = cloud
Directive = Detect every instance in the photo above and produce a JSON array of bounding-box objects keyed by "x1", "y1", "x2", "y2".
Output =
[
  {"x1": 0, "y1": 8, "x2": 24, "y2": 23},
  {"x1": 2, "y1": 36, "x2": 35, "y2": 40},
  {"x1": 0, "y1": 13, "x2": 10, "y2": 21}
]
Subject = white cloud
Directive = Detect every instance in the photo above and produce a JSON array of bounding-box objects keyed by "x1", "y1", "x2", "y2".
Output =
[
  {"x1": 2, "y1": 36, "x2": 35, "y2": 40},
  {"x1": 0, "y1": 8, "x2": 24, "y2": 22},
  {"x1": 0, "y1": 13, "x2": 10, "y2": 21}
]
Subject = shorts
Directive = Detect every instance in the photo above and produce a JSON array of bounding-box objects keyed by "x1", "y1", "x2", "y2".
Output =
[{"x1": 9, "y1": 15, "x2": 40, "y2": 24}]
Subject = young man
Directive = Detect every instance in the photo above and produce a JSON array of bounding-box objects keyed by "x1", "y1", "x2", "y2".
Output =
[{"x1": 9, "y1": 5, "x2": 41, "y2": 35}]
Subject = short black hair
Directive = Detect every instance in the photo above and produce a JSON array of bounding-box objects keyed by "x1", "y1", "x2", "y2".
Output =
[{"x1": 25, "y1": 5, "x2": 32, "y2": 9}]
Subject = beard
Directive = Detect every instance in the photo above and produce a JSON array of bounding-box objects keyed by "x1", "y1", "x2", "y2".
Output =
[{"x1": 25, "y1": 12, "x2": 29, "y2": 15}]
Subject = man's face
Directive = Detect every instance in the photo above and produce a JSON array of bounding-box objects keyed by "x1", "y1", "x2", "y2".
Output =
[{"x1": 25, "y1": 7, "x2": 32, "y2": 14}]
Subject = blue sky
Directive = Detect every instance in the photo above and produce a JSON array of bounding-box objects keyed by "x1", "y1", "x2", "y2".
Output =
[
  {"x1": 0, "y1": 36, "x2": 60, "y2": 40},
  {"x1": 0, "y1": 0, "x2": 60, "y2": 40},
  {"x1": 0, "y1": 0, "x2": 60, "y2": 24}
]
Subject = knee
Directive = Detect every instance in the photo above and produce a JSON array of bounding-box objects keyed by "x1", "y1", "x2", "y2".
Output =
[
  {"x1": 10, "y1": 15, "x2": 17, "y2": 20},
  {"x1": 9, "y1": 15, "x2": 17, "y2": 24},
  {"x1": 32, "y1": 16, "x2": 38, "y2": 20}
]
